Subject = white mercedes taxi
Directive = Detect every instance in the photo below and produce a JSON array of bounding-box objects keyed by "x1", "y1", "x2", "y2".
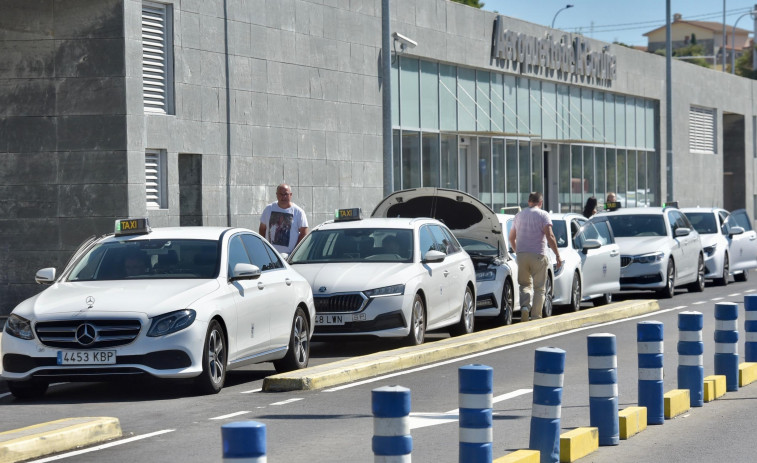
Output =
[
  {"x1": 681, "y1": 207, "x2": 757, "y2": 284},
  {"x1": 372, "y1": 188, "x2": 519, "y2": 326},
  {"x1": 591, "y1": 205, "x2": 705, "y2": 298},
  {"x1": 2, "y1": 219, "x2": 315, "y2": 398},
  {"x1": 288, "y1": 208, "x2": 477, "y2": 345}
]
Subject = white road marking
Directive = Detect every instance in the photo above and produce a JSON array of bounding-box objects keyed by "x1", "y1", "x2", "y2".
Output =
[
  {"x1": 240, "y1": 388, "x2": 262, "y2": 394},
  {"x1": 729, "y1": 293, "x2": 741, "y2": 297},
  {"x1": 746, "y1": 289, "x2": 756, "y2": 293},
  {"x1": 210, "y1": 411, "x2": 250, "y2": 420},
  {"x1": 29, "y1": 429, "x2": 175, "y2": 462},
  {"x1": 270, "y1": 398, "x2": 303, "y2": 406},
  {"x1": 711, "y1": 297, "x2": 724, "y2": 301},
  {"x1": 326, "y1": 306, "x2": 690, "y2": 392},
  {"x1": 408, "y1": 389, "x2": 532, "y2": 430},
  {"x1": 693, "y1": 301, "x2": 706, "y2": 305}
]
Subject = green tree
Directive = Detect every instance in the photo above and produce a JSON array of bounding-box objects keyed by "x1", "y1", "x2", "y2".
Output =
[
  {"x1": 655, "y1": 43, "x2": 711, "y2": 68},
  {"x1": 735, "y1": 46, "x2": 757, "y2": 79},
  {"x1": 451, "y1": 0, "x2": 485, "y2": 7}
]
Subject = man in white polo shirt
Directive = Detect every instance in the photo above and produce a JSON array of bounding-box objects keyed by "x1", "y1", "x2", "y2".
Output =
[
  {"x1": 508, "y1": 192, "x2": 562, "y2": 322},
  {"x1": 259, "y1": 183, "x2": 309, "y2": 255}
]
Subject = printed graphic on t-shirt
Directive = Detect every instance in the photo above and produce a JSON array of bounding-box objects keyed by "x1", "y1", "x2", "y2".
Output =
[{"x1": 269, "y1": 211, "x2": 293, "y2": 248}]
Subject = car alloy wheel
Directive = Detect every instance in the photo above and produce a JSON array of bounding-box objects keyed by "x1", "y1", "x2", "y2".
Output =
[
  {"x1": 274, "y1": 307, "x2": 310, "y2": 373},
  {"x1": 406, "y1": 294, "x2": 426, "y2": 346},
  {"x1": 570, "y1": 273, "x2": 582, "y2": 312},
  {"x1": 716, "y1": 255, "x2": 729, "y2": 286},
  {"x1": 657, "y1": 260, "x2": 675, "y2": 299},
  {"x1": 688, "y1": 255, "x2": 705, "y2": 292},
  {"x1": 498, "y1": 280, "x2": 514, "y2": 326},
  {"x1": 542, "y1": 276, "x2": 553, "y2": 318},
  {"x1": 450, "y1": 287, "x2": 475, "y2": 336},
  {"x1": 195, "y1": 320, "x2": 227, "y2": 394}
]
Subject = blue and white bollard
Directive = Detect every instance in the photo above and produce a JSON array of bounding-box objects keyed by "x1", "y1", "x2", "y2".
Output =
[
  {"x1": 587, "y1": 333, "x2": 619, "y2": 446},
  {"x1": 637, "y1": 321, "x2": 664, "y2": 425},
  {"x1": 221, "y1": 421, "x2": 267, "y2": 462},
  {"x1": 714, "y1": 302, "x2": 740, "y2": 392},
  {"x1": 745, "y1": 295, "x2": 757, "y2": 362},
  {"x1": 530, "y1": 347, "x2": 566, "y2": 463},
  {"x1": 678, "y1": 311, "x2": 704, "y2": 407},
  {"x1": 372, "y1": 385, "x2": 412, "y2": 462},
  {"x1": 458, "y1": 364, "x2": 493, "y2": 463}
]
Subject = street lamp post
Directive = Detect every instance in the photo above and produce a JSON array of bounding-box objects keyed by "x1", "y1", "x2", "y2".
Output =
[
  {"x1": 551, "y1": 4, "x2": 574, "y2": 29},
  {"x1": 732, "y1": 10, "x2": 757, "y2": 74}
]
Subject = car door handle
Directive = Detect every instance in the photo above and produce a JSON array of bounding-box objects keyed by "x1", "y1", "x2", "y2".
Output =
[
  {"x1": 459, "y1": 264, "x2": 465, "y2": 271},
  {"x1": 444, "y1": 270, "x2": 450, "y2": 277},
  {"x1": 257, "y1": 281, "x2": 265, "y2": 290},
  {"x1": 751, "y1": 236, "x2": 756, "y2": 241},
  {"x1": 285, "y1": 278, "x2": 292, "y2": 286},
  {"x1": 610, "y1": 251, "x2": 619, "y2": 257}
]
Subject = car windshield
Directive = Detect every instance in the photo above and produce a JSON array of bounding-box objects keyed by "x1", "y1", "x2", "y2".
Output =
[
  {"x1": 289, "y1": 228, "x2": 413, "y2": 263},
  {"x1": 66, "y1": 239, "x2": 220, "y2": 281},
  {"x1": 685, "y1": 212, "x2": 718, "y2": 234},
  {"x1": 604, "y1": 214, "x2": 667, "y2": 237},
  {"x1": 458, "y1": 238, "x2": 499, "y2": 256},
  {"x1": 552, "y1": 220, "x2": 569, "y2": 248}
]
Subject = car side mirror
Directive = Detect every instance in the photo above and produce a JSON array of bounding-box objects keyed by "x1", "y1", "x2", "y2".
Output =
[
  {"x1": 729, "y1": 226, "x2": 745, "y2": 236},
  {"x1": 674, "y1": 227, "x2": 691, "y2": 237},
  {"x1": 581, "y1": 239, "x2": 602, "y2": 254},
  {"x1": 229, "y1": 263, "x2": 261, "y2": 281},
  {"x1": 423, "y1": 250, "x2": 446, "y2": 263},
  {"x1": 35, "y1": 268, "x2": 56, "y2": 284}
]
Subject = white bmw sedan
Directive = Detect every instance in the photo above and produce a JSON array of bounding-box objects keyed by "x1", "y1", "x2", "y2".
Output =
[
  {"x1": 681, "y1": 207, "x2": 757, "y2": 285},
  {"x1": 592, "y1": 207, "x2": 705, "y2": 298},
  {"x1": 2, "y1": 219, "x2": 315, "y2": 399},
  {"x1": 372, "y1": 188, "x2": 519, "y2": 326},
  {"x1": 288, "y1": 211, "x2": 477, "y2": 345}
]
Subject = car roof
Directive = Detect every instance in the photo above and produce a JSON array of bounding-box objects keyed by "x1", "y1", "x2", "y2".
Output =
[
  {"x1": 548, "y1": 212, "x2": 585, "y2": 221},
  {"x1": 101, "y1": 226, "x2": 238, "y2": 242},
  {"x1": 680, "y1": 207, "x2": 726, "y2": 213},
  {"x1": 315, "y1": 217, "x2": 435, "y2": 230}
]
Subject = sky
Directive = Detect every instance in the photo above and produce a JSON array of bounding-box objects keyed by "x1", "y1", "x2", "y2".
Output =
[{"x1": 482, "y1": 1, "x2": 757, "y2": 47}]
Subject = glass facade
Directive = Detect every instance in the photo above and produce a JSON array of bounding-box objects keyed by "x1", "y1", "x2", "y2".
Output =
[{"x1": 391, "y1": 57, "x2": 660, "y2": 211}]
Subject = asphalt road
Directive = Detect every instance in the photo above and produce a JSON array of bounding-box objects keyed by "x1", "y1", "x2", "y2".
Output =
[{"x1": 2, "y1": 280, "x2": 757, "y2": 462}]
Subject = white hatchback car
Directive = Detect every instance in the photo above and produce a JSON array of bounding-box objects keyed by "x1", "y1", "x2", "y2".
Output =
[
  {"x1": 2, "y1": 219, "x2": 315, "y2": 398},
  {"x1": 591, "y1": 207, "x2": 705, "y2": 298},
  {"x1": 288, "y1": 209, "x2": 477, "y2": 345},
  {"x1": 547, "y1": 213, "x2": 621, "y2": 310},
  {"x1": 372, "y1": 188, "x2": 519, "y2": 326},
  {"x1": 681, "y1": 207, "x2": 757, "y2": 285}
]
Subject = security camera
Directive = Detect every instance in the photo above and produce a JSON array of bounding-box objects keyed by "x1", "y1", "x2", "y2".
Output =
[{"x1": 392, "y1": 32, "x2": 417, "y2": 51}]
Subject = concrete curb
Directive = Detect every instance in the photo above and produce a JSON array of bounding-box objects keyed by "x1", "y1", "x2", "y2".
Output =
[
  {"x1": 263, "y1": 299, "x2": 659, "y2": 392},
  {"x1": 0, "y1": 417, "x2": 122, "y2": 463}
]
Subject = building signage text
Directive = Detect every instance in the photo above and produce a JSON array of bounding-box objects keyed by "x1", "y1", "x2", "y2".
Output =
[{"x1": 491, "y1": 15, "x2": 617, "y2": 82}]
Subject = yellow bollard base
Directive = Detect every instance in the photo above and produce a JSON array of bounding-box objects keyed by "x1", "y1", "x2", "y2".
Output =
[
  {"x1": 619, "y1": 406, "x2": 647, "y2": 439},
  {"x1": 664, "y1": 389, "x2": 690, "y2": 419},
  {"x1": 494, "y1": 449, "x2": 540, "y2": 463},
  {"x1": 559, "y1": 427, "x2": 598, "y2": 462}
]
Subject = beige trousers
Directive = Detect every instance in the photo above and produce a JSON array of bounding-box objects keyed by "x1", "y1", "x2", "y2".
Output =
[{"x1": 516, "y1": 252, "x2": 549, "y2": 321}]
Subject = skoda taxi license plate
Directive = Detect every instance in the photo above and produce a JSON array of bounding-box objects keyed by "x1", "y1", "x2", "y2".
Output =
[
  {"x1": 57, "y1": 351, "x2": 116, "y2": 365},
  {"x1": 315, "y1": 314, "x2": 344, "y2": 325}
]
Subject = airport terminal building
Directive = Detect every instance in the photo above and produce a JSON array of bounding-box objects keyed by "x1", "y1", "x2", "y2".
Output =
[{"x1": 1, "y1": 0, "x2": 756, "y2": 313}]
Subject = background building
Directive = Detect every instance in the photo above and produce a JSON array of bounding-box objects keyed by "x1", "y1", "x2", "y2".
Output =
[{"x1": 1, "y1": 0, "x2": 757, "y2": 315}]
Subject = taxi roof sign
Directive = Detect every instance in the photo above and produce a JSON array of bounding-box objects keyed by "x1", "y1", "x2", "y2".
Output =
[
  {"x1": 604, "y1": 202, "x2": 621, "y2": 211},
  {"x1": 663, "y1": 201, "x2": 679, "y2": 208},
  {"x1": 115, "y1": 218, "x2": 151, "y2": 236},
  {"x1": 335, "y1": 208, "x2": 362, "y2": 221}
]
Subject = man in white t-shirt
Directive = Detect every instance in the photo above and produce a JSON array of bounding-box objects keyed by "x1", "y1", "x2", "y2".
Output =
[{"x1": 259, "y1": 184, "x2": 309, "y2": 255}]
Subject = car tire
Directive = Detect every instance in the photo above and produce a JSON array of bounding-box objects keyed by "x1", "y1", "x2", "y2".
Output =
[
  {"x1": 8, "y1": 380, "x2": 48, "y2": 400},
  {"x1": 568, "y1": 272, "x2": 582, "y2": 312},
  {"x1": 735, "y1": 269, "x2": 749, "y2": 282},
  {"x1": 593, "y1": 293, "x2": 613, "y2": 307},
  {"x1": 274, "y1": 307, "x2": 310, "y2": 373},
  {"x1": 405, "y1": 293, "x2": 426, "y2": 346},
  {"x1": 450, "y1": 286, "x2": 475, "y2": 336},
  {"x1": 656, "y1": 260, "x2": 675, "y2": 299},
  {"x1": 496, "y1": 279, "x2": 514, "y2": 326},
  {"x1": 687, "y1": 254, "x2": 705, "y2": 293},
  {"x1": 542, "y1": 276, "x2": 554, "y2": 318},
  {"x1": 195, "y1": 319, "x2": 227, "y2": 395},
  {"x1": 715, "y1": 254, "x2": 729, "y2": 286}
]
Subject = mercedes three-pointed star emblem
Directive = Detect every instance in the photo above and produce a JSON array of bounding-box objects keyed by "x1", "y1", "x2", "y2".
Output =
[
  {"x1": 85, "y1": 296, "x2": 95, "y2": 308},
  {"x1": 75, "y1": 323, "x2": 97, "y2": 346}
]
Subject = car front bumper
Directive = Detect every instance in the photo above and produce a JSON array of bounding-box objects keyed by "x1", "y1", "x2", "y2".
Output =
[{"x1": 619, "y1": 260, "x2": 666, "y2": 290}]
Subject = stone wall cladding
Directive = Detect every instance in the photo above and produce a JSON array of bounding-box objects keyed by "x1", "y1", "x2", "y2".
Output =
[{"x1": 0, "y1": 0, "x2": 129, "y2": 314}]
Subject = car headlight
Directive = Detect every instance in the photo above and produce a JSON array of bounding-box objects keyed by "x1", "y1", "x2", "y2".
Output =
[
  {"x1": 363, "y1": 284, "x2": 405, "y2": 298},
  {"x1": 476, "y1": 269, "x2": 496, "y2": 281},
  {"x1": 147, "y1": 309, "x2": 196, "y2": 337},
  {"x1": 633, "y1": 252, "x2": 665, "y2": 264},
  {"x1": 703, "y1": 244, "x2": 717, "y2": 257},
  {"x1": 4, "y1": 314, "x2": 34, "y2": 340}
]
